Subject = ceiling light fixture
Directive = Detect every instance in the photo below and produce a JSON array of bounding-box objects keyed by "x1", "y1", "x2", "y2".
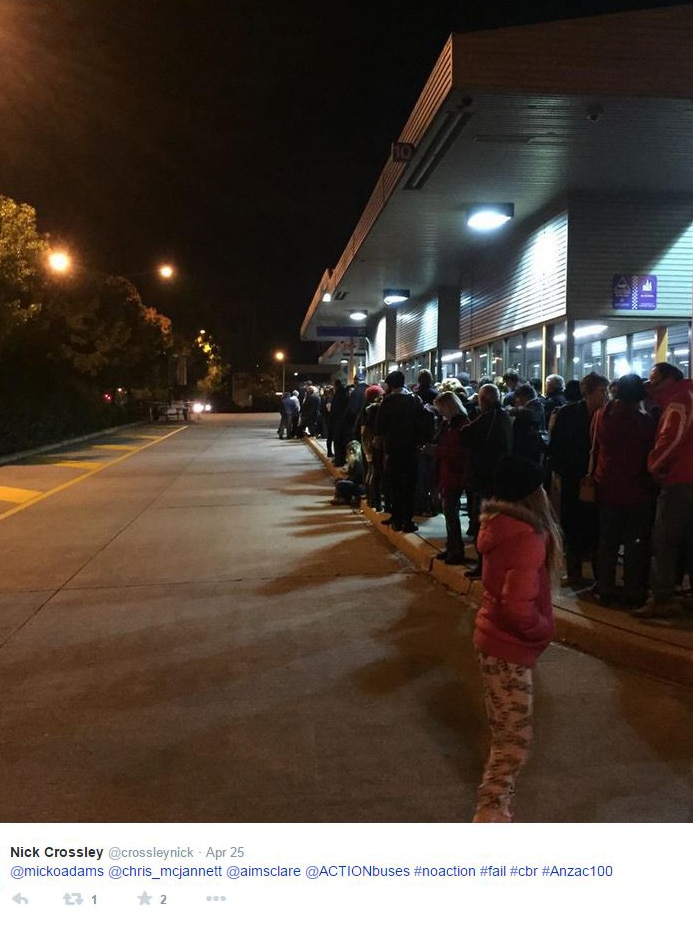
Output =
[
  {"x1": 383, "y1": 288, "x2": 410, "y2": 305},
  {"x1": 466, "y1": 203, "x2": 514, "y2": 231},
  {"x1": 574, "y1": 324, "x2": 608, "y2": 340},
  {"x1": 349, "y1": 311, "x2": 367, "y2": 321}
]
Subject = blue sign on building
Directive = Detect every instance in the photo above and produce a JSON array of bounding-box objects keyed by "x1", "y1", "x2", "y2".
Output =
[{"x1": 612, "y1": 275, "x2": 657, "y2": 311}]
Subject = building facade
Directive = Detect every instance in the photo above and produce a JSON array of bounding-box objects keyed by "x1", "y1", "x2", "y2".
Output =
[{"x1": 302, "y1": 7, "x2": 693, "y2": 387}]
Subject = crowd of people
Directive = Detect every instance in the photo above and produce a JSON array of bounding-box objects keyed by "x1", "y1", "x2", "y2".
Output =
[
  {"x1": 277, "y1": 360, "x2": 692, "y2": 823},
  {"x1": 278, "y1": 362, "x2": 693, "y2": 623}
]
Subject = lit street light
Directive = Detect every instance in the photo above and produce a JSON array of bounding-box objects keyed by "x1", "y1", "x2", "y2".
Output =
[
  {"x1": 47, "y1": 250, "x2": 71, "y2": 274},
  {"x1": 274, "y1": 350, "x2": 286, "y2": 392},
  {"x1": 158, "y1": 264, "x2": 175, "y2": 279}
]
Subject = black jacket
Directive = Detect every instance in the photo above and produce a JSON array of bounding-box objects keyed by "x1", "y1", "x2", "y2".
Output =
[
  {"x1": 375, "y1": 391, "x2": 427, "y2": 455},
  {"x1": 460, "y1": 405, "x2": 513, "y2": 493},
  {"x1": 512, "y1": 397, "x2": 547, "y2": 463},
  {"x1": 547, "y1": 400, "x2": 592, "y2": 480}
]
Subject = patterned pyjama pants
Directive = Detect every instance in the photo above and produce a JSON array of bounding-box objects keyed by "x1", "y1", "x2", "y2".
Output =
[{"x1": 476, "y1": 651, "x2": 533, "y2": 817}]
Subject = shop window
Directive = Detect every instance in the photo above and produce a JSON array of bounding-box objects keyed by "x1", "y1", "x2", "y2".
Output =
[
  {"x1": 477, "y1": 346, "x2": 490, "y2": 379},
  {"x1": 551, "y1": 322, "x2": 567, "y2": 379},
  {"x1": 525, "y1": 329, "x2": 543, "y2": 384},
  {"x1": 667, "y1": 323, "x2": 691, "y2": 376},
  {"x1": 574, "y1": 338, "x2": 604, "y2": 376},
  {"x1": 508, "y1": 336, "x2": 524, "y2": 378},
  {"x1": 490, "y1": 340, "x2": 504, "y2": 383},
  {"x1": 631, "y1": 329, "x2": 656, "y2": 378},
  {"x1": 463, "y1": 350, "x2": 473, "y2": 382},
  {"x1": 606, "y1": 336, "x2": 629, "y2": 380}
]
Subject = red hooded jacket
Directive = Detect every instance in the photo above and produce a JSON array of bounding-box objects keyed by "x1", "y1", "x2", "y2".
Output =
[
  {"x1": 473, "y1": 500, "x2": 554, "y2": 668},
  {"x1": 592, "y1": 400, "x2": 656, "y2": 506},
  {"x1": 648, "y1": 378, "x2": 693, "y2": 485}
]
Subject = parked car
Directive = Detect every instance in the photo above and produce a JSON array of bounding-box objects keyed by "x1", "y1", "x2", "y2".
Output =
[{"x1": 153, "y1": 403, "x2": 189, "y2": 422}]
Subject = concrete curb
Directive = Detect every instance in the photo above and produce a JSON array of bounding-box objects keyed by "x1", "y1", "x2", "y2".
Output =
[{"x1": 305, "y1": 437, "x2": 693, "y2": 687}]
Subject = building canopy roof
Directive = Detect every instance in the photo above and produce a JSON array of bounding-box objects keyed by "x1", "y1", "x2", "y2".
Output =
[{"x1": 302, "y1": 4, "x2": 693, "y2": 342}]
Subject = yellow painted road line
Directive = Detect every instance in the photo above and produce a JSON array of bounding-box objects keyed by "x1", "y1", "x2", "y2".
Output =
[
  {"x1": 47, "y1": 460, "x2": 103, "y2": 470},
  {"x1": 92, "y1": 443, "x2": 139, "y2": 451},
  {"x1": 0, "y1": 425, "x2": 188, "y2": 523},
  {"x1": 0, "y1": 486, "x2": 42, "y2": 504}
]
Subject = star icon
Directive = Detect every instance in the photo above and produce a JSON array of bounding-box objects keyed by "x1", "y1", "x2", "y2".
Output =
[{"x1": 137, "y1": 892, "x2": 152, "y2": 906}]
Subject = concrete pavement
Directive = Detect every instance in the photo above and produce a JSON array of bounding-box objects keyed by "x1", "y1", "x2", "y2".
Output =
[
  {"x1": 306, "y1": 436, "x2": 693, "y2": 689},
  {"x1": 0, "y1": 414, "x2": 692, "y2": 823}
]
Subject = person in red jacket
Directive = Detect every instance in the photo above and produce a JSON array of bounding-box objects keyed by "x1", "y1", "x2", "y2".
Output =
[
  {"x1": 423, "y1": 391, "x2": 470, "y2": 564},
  {"x1": 472, "y1": 455, "x2": 563, "y2": 823},
  {"x1": 635, "y1": 363, "x2": 693, "y2": 621},
  {"x1": 590, "y1": 374, "x2": 657, "y2": 608}
]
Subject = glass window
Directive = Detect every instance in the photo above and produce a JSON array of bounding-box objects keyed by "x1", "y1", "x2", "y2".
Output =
[
  {"x1": 507, "y1": 336, "x2": 524, "y2": 379},
  {"x1": 574, "y1": 338, "x2": 604, "y2": 376},
  {"x1": 463, "y1": 350, "x2": 473, "y2": 381},
  {"x1": 667, "y1": 323, "x2": 691, "y2": 377},
  {"x1": 631, "y1": 329, "x2": 656, "y2": 378},
  {"x1": 490, "y1": 340, "x2": 504, "y2": 383},
  {"x1": 606, "y1": 335, "x2": 629, "y2": 379},
  {"x1": 477, "y1": 345, "x2": 490, "y2": 379},
  {"x1": 551, "y1": 321, "x2": 567, "y2": 378},
  {"x1": 525, "y1": 328, "x2": 543, "y2": 384}
]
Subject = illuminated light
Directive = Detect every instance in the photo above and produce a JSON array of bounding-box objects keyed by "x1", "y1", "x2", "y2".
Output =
[
  {"x1": 574, "y1": 324, "x2": 608, "y2": 340},
  {"x1": 321, "y1": 292, "x2": 332, "y2": 302},
  {"x1": 383, "y1": 288, "x2": 410, "y2": 305},
  {"x1": 553, "y1": 334, "x2": 567, "y2": 343},
  {"x1": 204, "y1": 404, "x2": 212, "y2": 412},
  {"x1": 466, "y1": 203, "x2": 514, "y2": 231},
  {"x1": 388, "y1": 364, "x2": 400, "y2": 372},
  {"x1": 526, "y1": 339, "x2": 543, "y2": 349},
  {"x1": 479, "y1": 353, "x2": 488, "y2": 359},
  {"x1": 614, "y1": 358, "x2": 631, "y2": 376},
  {"x1": 441, "y1": 351, "x2": 463, "y2": 362},
  {"x1": 674, "y1": 348, "x2": 690, "y2": 356},
  {"x1": 48, "y1": 250, "x2": 71, "y2": 273},
  {"x1": 158, "y1": 264, "x2": 175, "y2": 279},
  {"x1": 192, "y1": 402, "x2": 204, "y2": 414},
  {"x1": 533, "y1": 230, "x2": 559, "y2": 277},
  {"x1": 349, "y1": 311, "x2": 367, "y2": 321}
]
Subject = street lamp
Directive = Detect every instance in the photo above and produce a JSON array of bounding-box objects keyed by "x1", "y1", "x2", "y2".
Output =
[
  {"x1": 47, "y1": 250, "x2": 71, "y2": 274},
  {"x1": 158, "y1": 264, "x2": 175, "y2": 279},
  {"x1": 274, "y1": 351, "x2": 286, "y2": 392}
]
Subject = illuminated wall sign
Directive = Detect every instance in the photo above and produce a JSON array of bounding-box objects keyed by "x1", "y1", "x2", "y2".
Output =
[{"x1": 612, "y1": 275, "x2": 657, "y2": 310}]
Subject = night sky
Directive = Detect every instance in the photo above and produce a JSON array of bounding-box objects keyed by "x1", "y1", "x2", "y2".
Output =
[{"x1": 0, "y1": 0, "x2": 684, "y2": 368}]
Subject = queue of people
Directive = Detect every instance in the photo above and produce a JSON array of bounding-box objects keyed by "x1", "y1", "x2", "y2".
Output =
[
  {"x1": 277, "y1": 360, "x2": 691, "y2": 823},
  {"x1": 279, "y1": 362, "x2": 693, "y2": 624}
]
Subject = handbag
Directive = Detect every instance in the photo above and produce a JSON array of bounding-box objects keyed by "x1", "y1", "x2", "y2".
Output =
[
  {"x1": 578, "y1": 474, "x2": 596, "y2": 504},
  {"x1": 578, "y1": 417, "x2": 598, "y2": 504}
]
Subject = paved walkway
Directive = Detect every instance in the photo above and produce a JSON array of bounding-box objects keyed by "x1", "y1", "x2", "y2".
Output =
[
  {"x1": 1, "y1": 414, "x2": 692, "y2": 823},
  {"x1": 306, "y1": 437, "x2": 693, "y2": 688}
]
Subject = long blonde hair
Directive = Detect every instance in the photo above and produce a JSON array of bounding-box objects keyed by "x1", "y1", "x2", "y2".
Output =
[{"x1": 517, "y1": 487, "x2": 564, "y2": 584}]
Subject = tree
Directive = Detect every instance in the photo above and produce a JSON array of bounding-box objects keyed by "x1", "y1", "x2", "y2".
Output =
[
  {"x1": 40, "y1": 274, "x2": 172, "y2": 389},
  {"x1": 0, "y1": 195, "x2": 49, "y2": 343}
]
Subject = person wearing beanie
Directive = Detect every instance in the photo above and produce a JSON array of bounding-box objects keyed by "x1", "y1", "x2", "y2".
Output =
[{"x1": 472, "y1": 455, "x2": 563, "y2": 823}]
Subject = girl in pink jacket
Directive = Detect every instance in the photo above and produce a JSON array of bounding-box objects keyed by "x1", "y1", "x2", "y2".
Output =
[{"x1": 472, "y1": 455, "x2": 563, "y2": 823}]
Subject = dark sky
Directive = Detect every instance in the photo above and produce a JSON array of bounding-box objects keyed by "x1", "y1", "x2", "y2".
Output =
[{"x1": 0, "y1": 0, "x2": 684, "y2": 367}]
